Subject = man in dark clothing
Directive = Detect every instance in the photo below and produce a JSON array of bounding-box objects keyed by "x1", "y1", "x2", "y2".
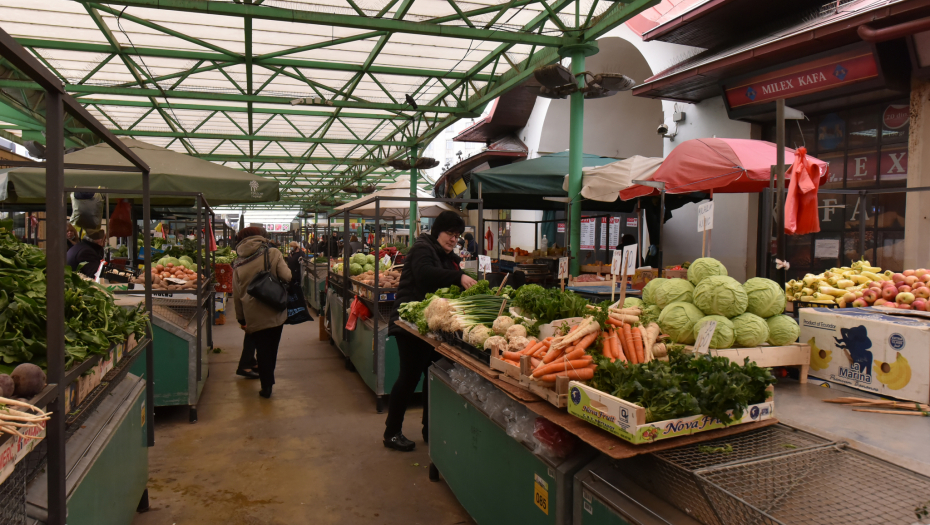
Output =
[
  {"x1": 66, "y1": 229, "x2": 107, "y2": 278},
  {"x1": 328, "y1": 233, "x2": 340, "y2": 258},
  {"x1": 383, "y1": 211, "x2": 477, "y2": 452}
]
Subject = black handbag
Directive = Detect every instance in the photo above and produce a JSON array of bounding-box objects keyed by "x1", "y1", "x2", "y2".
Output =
[{"x1": 247, "y1": 247, "x2": 287, "y2": 310}]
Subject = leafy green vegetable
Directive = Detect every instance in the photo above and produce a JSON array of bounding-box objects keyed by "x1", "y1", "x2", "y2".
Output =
[
  {"x1": 512, "y1": 284, "x2": 590, "y2": 324},
  {"x1": 590, "y1": 349, "x2": 776, "y2": 424}
]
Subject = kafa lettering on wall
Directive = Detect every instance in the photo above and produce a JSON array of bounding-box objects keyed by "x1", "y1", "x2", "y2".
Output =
[{"x1": 725, "y1": 51, "x2": 878, "y2": 109}]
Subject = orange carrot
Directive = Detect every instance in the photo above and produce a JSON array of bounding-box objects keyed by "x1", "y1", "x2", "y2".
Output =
[
  {"x1": 623, "y1": 325, "x2": 637, "y2": 363},
  {"x1": 623, "y1": 324, "x2": 639, "y2": 363},
  {"x1": 540, "y1": 367, "x2": 596, "y2": 382},
  {"x1": 615, "y1": 329, "x2": 628, "y2": 363},
  {"x1": 530, "y1": 357, "x2": 542, "y2": 369},
  {"x1": 522, "y1": 338, "x2": 550, "y2": 355},
  {"x1": 570, "y1": 324, "x2": 581, "y2": 333},
  {"x1": 542, "y1": 344, "x2": 567, "y2": 364},
  {"x1": 502, "y1": 351, "x2": 524, "y2": 361},
  {"x1": 632, "y1": 327, "x2": 645, "y2": 363},
  {"x1": 503, "y1": 359, "x2": 520, "y2": 366},
  {"x1": 573, "y1": 331, "x2": 599, "y2": 353},
  {"x1": 606, "y1": 317, "x2": 624, "y2": 327},
  {"x1": 559, "y1": 348, "x2": 586, "y2": 363},
  {"x1": 606, "y1": 328, "x2": 619, "y2": 359},
  {"x1": 532, "y1": 359, "x2": 594, "y2": 377}
]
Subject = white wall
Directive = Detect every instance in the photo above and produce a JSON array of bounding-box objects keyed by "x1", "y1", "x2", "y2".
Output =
[
  {"x1": 519, "y1": 99, "x2": 551, "y2": 160},
  {"x1": 511, "y1": 210, "x2": 544, "y2": 250}
]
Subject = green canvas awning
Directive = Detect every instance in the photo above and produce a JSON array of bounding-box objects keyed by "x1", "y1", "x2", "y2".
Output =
[
  {"x1": 466, "y1": 151, "x2": 635, "y2": 211},
  {"x1": 2, "y1": 139, "x2": 279, "y2": 206}
]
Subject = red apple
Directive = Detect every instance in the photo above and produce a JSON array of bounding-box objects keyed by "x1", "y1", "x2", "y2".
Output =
[
  {"x1": 905, "y1": 275, "x2": 920, "y2": 286},
  {"x1": 893, "y1": 273, "x2": 906, "y2": 283},
  {"x1": 843, "y1": 292, "x2": 857, "y2": 303},
  {"x1": 862, "y1": 289, "x2": 879, "y2": 303},
  {"x1": 917, "y1": 269, "x2": 929, "y2": 278},
  {"x1": 904, "y1": 269, "x2": 917, "y2": 277},
  {"x1": 855, "y1": 291, "x2": 864, "y2": 298},
  {"x1": 852, "y1": 298, "x2": 869, "y2": 308},
  {"x1": 915, "y1": 287, "x2": 930, "y2": 299},
  {"x1": 882, "y1": 286, "x2": 899, "y2": 300},
  {"x1": 897, "y1": 291, "x2": 916, "y2": 304},
  {"x1": 897, "y1": 303, "x2": 913, "y2": 310},
  {"x1": 912, "y1": 298, "x2": 928, "y2": 311},
  {"x1": 882, "y1": 280, "x2": 897, "y2": 288},
  {"x1": 922, "y1": 274, "x2": 930, "y2": 284},
  {"x1": 898, "y1": 285, "x2": 912, "y2": 294},
  {"x1": 873, "y1": 298, "x2": 889, "y2": 306},
  {"x1": 869, "y1": 281, "x2": 883, "y2": 290}
]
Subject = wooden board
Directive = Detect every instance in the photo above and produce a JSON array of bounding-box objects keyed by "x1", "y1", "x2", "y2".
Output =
[
  {"x1": 435, "y1": 343, "x2": 500, "y2": 382},
  {"x1": 394, "y1": 320, "x2": 442, "y2": 348},
  {"x1": 687, "y1": 343, "x2": 810, "y2": 383}
]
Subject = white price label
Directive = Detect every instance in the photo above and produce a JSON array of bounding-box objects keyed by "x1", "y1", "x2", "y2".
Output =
[
  {"x1": 622, "y1": 244, "x2": 637, "y2": 276},
  {"x1": 558, "y1": 257, "x2": 569, "y2": 279},
  {"x1": 697, "y1": 201, "x2": 714, "y2": 232},
  {"x1": 478, "y1": 254, "x2": 492, "y2": 273},
  {"x1": 610, "y1": 250, "x2": 623, "y2": 275},
  {"x1": 694, "y1": 320, "x2": 717, "y2": 354}
]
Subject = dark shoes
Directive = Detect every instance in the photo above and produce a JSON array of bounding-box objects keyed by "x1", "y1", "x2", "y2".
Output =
[
  {"x1": 259, "y1": 388, "x2": 272, "y2": 398},
  {"x1": 236, "y1": 369, "x2": 260, "y2": 379},
  {"x1": 383, "y1": 432, "x2": 416, "y2": 452}
]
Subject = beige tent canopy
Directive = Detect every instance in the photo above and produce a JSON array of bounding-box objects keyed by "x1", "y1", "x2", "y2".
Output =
[
  {"x1": 333, "y1": 176, "x2": 460, "y2": 220},
  {"x1": 562, "y1": 156, "x2": 663, "y2": 202}
]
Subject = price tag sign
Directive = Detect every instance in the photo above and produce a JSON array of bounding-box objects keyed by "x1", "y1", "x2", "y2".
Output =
[
  {"x1": 478, "y1": 254, "x2": 492, "y2": 273},
  {"x1": 697, "y1": 201, "x2": 714, "y2": 232},
  {"x1": 610, "y1": 250, "x2": 623, "y2": 275},
  {"x1": 694, "y1": 320, "x2": 717, "y2": 354},
  {"x1": 557, "y1": 257, "x2": 569, "y2": 279},
  {"x1": 534, "y1": 474, "x2": 549, "y2": 515},
  {"x1": 622, "y1": 244, "x2": 637, "y2": 276}
]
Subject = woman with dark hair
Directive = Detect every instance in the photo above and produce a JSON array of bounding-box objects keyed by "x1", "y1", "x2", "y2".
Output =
[
  {"x1": 462, "y1": 232, "x2": 478, "y2": 258},
  {"x1": 348, "y1": 235, "x2": 364, "y2": 255},
  {"x1": 232, "y1": 226, "x2": 292, "y2": 398},
  {"x1": 383, "y1": 210, "x2": 476, "y2": 451}
]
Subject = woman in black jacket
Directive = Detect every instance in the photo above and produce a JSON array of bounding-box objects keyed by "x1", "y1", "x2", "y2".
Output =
[{"x1": 383, "y1": 211, "x2": 476, "y2": 451}]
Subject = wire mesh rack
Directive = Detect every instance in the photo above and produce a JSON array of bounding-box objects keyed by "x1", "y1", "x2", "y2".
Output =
[
  {"x1": 0, "y1": 461, "x2": 26, "y2": 525},
  {"x1": 627, "y1": 425, "x2": 832, "y2": 525},
  {"x1": 694, "y1": 443, "x2": 930, "y2": 525},
  {"x1": 152, "y1": 298, "x2": 202, "y2": 332}
]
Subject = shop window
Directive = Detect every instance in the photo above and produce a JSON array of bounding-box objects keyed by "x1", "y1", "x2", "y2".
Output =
[
  {"x1": 817, "y1": 193, "x2": 846, "y2": 232},
  {"x1": 789, "y1": 120, "x2": 816, "y2": 151},
  {"x1": 844, "y1": 148, "x2": 878, "y2": 188},
  {"x1": 843, "y1": 231, "x2": 874, "y2": 264},
  {"x1": 844, "y1": 193, "x2": 875, "y2": 230},
  {"x1": 877, "y1": 231, "x2": 905, "y2": 271},
  {"x1": 880, "y1": 100, "x2": 910, "y2": 144},
  {"x1": 879, "y1": 144, "x2": 908, "y2": 187},
  {"x1": 817, "y1": 112, "x2": 846, "y2": 152},
  {"x1": 875, "y1": 193, "x2": 906, "y2": 229},
  {"x1": 812, "y1": 234, "x2": 842, "y2": 274},
  {"x1": 846, "y1": 107, "x2": 879, "y2": 149},
  {"x1": 818, "y1": 151, "x2": 845, "y2": 189}
]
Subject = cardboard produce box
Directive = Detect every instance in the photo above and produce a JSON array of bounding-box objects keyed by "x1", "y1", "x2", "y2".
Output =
[
  {"x1": 663, "y1": 269, "x2": 688, "y2": 280},
  {"x1": 799, "y1": 308, "x2": 930, "y2": 403},
  {"x1": 632, "y1": 268, "x2": 657, "y2": 290}
]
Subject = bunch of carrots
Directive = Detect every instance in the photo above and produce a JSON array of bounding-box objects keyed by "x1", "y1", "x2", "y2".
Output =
[
  {"x1": 500, "y1": 317, "x2": 601, "y2": 382},
  {"x1": 605, "y1": 308, "x2": 666, "y2": 363}
]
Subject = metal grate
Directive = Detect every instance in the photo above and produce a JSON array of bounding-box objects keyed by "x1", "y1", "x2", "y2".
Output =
[
  {"x1": 152, "y1": 298, "x2": 202, "y2": 332},
  {"x1": 629, "y1": 425, "x2": 831, "y2": 525},
  {"x1": 0, "y1": 461, "x2": 26, "y2": 525},
  {"x1": 695, "y1": 444, "x2": 930, "y2": 525}
]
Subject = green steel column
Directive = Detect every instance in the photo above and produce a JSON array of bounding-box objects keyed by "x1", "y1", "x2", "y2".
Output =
[
  {"x1": 409, "y1": 146, "x2": 418, "y2": 247},
  {"x1": 568, "y1": 51, "x2": 586, "y2": 277}
]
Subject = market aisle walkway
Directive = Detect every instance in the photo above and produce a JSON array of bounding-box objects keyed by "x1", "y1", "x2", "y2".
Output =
[{"x1": 132, "y1": 316, "x2": 472, "y2": 525}]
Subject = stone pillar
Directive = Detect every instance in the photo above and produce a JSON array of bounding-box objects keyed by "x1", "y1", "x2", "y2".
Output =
[{"x1": 905, "y1": 77, "x2": 930, "y2": 269}]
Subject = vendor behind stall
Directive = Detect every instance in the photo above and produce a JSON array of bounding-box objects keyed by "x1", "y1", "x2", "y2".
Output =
[
  {"x1": 66, "y1": 229, "x2": 106, "y2": 278},
  {"x1": 383, "y1": 211, "x2": 477, "y2": 452}
]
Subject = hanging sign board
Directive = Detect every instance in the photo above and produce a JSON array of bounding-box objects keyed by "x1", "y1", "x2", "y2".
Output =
[
  {"x1": 558, "y1": 257, "x2": 569, "y2": 279},
  {"x1": 626, "y1": 217, "x2": 637, "y2": 228},
  {"x1": 580, "y1": 218, "x2": 596, "y2": 250},
  {"x1": 478, "y1": 255, "x2": 492, "y2": 273},
  {"x1": 600, "y1": 218, "x2": 608, "y2": 250},
  {"x1": 557, "y1": 223, "x2": 565, "y2": 233},
  {"x1": 609, "y1": 217, "x2": 620, "y2": 248},
  {"x1": 697, "y1": 201, "x2": 714, "y2": 232}
]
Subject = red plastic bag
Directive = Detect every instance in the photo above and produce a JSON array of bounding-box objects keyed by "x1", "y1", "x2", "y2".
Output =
[
  {"x1": 533, "y1": 418, "x2": 576, "y2": 459},
  {"x1": 345, "y1": 296, "x2": 371, "y2": 331},
  {"x1": 108, "y1": 198, "x2": 133, "y2": 238}
]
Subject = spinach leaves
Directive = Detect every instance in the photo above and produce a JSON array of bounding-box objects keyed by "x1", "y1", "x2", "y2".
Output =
[{"x1": 512, "y1": 284, "x2": 589, "y2": 324}]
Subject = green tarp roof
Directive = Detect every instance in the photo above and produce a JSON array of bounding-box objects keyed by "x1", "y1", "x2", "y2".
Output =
[
  {"x1": 466, "y1": 151, "x2": 635, "y2": 211},
  {"x1": 2, "y1": 139, "x2": 279, "y2": 206}
]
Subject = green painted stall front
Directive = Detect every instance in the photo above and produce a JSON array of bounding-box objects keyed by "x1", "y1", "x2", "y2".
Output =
[
  {"x1": 326, "y1": 289, "x2": 421, "y2": 398},
  {"x1": 129, "y1": 318, "x2": 208, "y2": 409},
  {"x1": 66, "y1": 378, "x2": 148, "y2": 525}
]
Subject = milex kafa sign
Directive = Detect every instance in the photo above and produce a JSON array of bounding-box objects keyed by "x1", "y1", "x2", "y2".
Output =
[{"x1": 725, "y1": 49, "x2": 879, "y2": 109}]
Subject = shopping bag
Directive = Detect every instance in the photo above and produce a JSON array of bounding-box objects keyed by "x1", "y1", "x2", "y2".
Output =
[
  {"x1": 285, "y1": 282, "x2": 313, "y2": 325},
  {"x1": 109, "y1": 198, "x2": 133, "y2": 238},
  {"x1": 247, "y1": 248, "x2": 287, "y2": 310},
  {"x1": 345, "y1": 296, "x2": 371, "y2": 331},
  {"x1": 70, "y1": 192, "x2": 104, "y2": 230}
]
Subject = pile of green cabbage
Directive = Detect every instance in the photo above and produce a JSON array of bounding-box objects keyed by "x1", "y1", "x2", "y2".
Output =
[{"x1": 642, "y1": 257, "x2": 798, "y2": 348}]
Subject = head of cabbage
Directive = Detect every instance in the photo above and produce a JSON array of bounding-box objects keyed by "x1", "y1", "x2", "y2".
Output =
[
  {"x1": 622, "y1": 297, "x2": 644, "y2": 309},
  {"x1": 655, "y1": 279, "x2": 695, "y2": 309},
  {"x1": 642, "y1": 278, "x2": 667, "y2": 306},
  {"x1": 766, "y1": 315, "x2": 799, "y2": 346},
  {"x1": 687, "y1": 257, "x2": 727, "y2": 286},
  {"x1": 693, "y1": 315, "x2": 735, "y2": 349},
  {"x1": 743, "y1": 277, "x2": 786, "y2": 318},
  {"x1": 731, "y1": 313, "x2": 769, "y2": 347},
  {"x1": 658, "y1": 302, "x2": 705, "y2": 344},
  {"x1": 693, "y1": 275, "x2": 748, "y2": 318}
]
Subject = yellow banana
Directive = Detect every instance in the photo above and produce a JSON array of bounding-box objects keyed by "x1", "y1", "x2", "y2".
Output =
[
  {"x1": 809, "y1": 338, "x2": 833, "y2": 371},
  {"x1": 874, "y1": 353, "x2": 912, "y2": 390}
]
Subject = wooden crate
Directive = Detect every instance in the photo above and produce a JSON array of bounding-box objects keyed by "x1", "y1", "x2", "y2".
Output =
[
  {"x1": 686, "y1": 343, "x2": 810, "y2": 383},
  {"x1": 488, "y1": 346, "x2": 569, "y2": 407}
]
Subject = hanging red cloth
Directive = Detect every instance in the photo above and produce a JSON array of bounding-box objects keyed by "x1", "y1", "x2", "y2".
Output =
[
  {"x1": 485, "y1": 226, "x2": 493, "y2": 252},
  {"x1": 784, "y1": 147, "x2": 824, "y2": 235}
]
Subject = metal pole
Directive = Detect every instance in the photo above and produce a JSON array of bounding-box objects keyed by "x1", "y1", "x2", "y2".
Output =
[
  {"x1": 658, "y1": 190, "x2": 665, "y2": 271},
  {"x1": 45, "y1": 89, "x2": 67, "y2": 525},
  {"x1": 635, "y1": 201, "x2": 642, "y2": 267},
  {"x1": 567, "y1": 50, "x2": 585, "y2": 277},
  {"x1": 373, "y1": 200, "x2": 380, "y2": 377},
  {"x1": 342, "y1": 210, "x2": 350, "y2": 344},
  {"x1": 478, "y1": 182, "x2": 484, "y2": 256},
  {"x1": 859, "y1": 190, "x2": 867, "y2": 260},
  {"x1": 143, "y1": 168, "x2": 154, "y2": 447},
  {"x1": 409, "y1": 146, "x2": 418, "y2": 247},
  {"x1": 775, "y1": 98, "x2": 787, "y2": 286},
  {"x1": 196, "y1": 197, "x2": 203, "y2": 382}
]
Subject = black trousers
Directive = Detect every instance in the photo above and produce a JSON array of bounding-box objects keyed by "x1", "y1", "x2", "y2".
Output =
[
  {"x1": 238, "y1": 332, "x2": 257, "y2": 371},
  {"x1": 384, "y1": 331, "x2": 437, "y2": 439},
  {"x1": 252, "y1": 325, "x2": 284, "y2": 391}
]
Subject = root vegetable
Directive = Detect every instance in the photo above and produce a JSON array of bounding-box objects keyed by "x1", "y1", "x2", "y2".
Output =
[
  {"x1": 609, "y1": 313, "x2": 641, "y2": 324},
  {"x1": 492, "y1": 316, "x2": 515, "y2": 335},
  {"x1": 0, "y1": 375, "x2": 13, "y2": 397},
  {"x1": 532, "y1": 359, "x2": 594, "y2": 378},
  {"x1": 505, "y1": 324, "x2": 527, "y2": 340},
  {"x1": 11, "y1": 364, "x2": 45, "y2": 398},
  {"x1": 609, "y1": 307, "x2": 642, "y2": 316},
  {"x1": 538, "y1": 367, "x2": 596, "y2": 382}
]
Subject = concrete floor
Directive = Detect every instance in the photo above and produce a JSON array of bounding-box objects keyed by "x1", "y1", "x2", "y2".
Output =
[{"x1": 132, "y1": 317, "x2": 472, "y2": 525}]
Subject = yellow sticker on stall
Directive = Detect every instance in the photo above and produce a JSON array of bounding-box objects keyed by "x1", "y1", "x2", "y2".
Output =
[{"x1": 534, "y1": 474, "x2": 549, "y2": 515}]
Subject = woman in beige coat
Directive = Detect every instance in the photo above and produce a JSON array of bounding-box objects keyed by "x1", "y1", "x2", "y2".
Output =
[{"x1": 233, "y1": 227, "x2": 292, "y2": 398}]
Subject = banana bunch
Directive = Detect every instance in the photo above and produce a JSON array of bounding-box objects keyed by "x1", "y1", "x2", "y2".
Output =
[
  {"x1": 874, "y1": 352, "x2": 912, "y2": 390},
  {"x1": 785, "y1": 260, "x2": 890, "y2": 306},
  {"x1": 808, "y1": 337, "x2": 832, "y2": 371}
]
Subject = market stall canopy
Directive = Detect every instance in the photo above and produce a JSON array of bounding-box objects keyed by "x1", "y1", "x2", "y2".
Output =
[
  {"x1": 619, "y1": 138, "x2": 829, "y2": 200},
  {"x1": 466, "y1": 151, "x2": 631, "y2": 211},
  {"x1": 1, "y1": 139, "x2": 279, "y2": 205},
  {"x1": 561, "y1": 156, "x2": 663, "y2": 202},
  {"x1": 333, "y1": 176, "x2": 459, "y2": 220}
]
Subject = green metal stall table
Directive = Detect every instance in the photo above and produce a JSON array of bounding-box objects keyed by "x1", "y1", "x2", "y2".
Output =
[
  {"x1": 325, "y1": 289, "x2": 421, "y2": 412},
  {"x1": 428, "y1": 360, "x2": 596, "y2": 525},
  {"x1": 26, "y1": 375, "x2": 148, "y2": 525},
  {"x1": 302, "y1": 261, "x2": 327, "y2": 312},
  {"x1": 128, "y1": 297, "x2": 210, "y2": 423}
]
